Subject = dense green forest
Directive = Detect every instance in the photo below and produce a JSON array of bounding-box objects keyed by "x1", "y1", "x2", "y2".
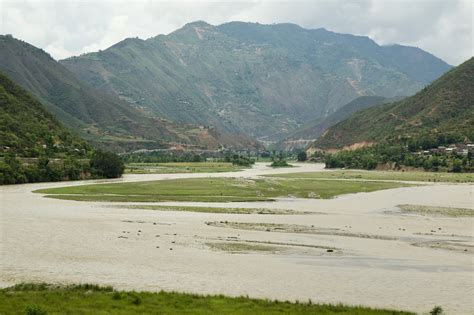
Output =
[{"x1": 0, "y1": 72, "x2": 124, "y2": 184}]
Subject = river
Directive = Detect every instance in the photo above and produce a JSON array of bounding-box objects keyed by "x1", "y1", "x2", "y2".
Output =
[{"x1": 1, "y1": 163, "x2": 473, "y2": 313}]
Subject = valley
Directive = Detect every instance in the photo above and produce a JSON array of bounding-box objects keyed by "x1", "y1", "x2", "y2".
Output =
[
  {"x1": 0, "y1": 8, "x2": 472, "y2": 314},
  {"x1": 60, "y1": 22, "x2": 450, "y2": 141},
  {"x1": 1, "y1": 163, "x2": 472, "y2": 314}
]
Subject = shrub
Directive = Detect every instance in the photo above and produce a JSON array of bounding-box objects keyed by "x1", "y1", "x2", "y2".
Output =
[
  {"x1": 112, "y1": 291, "x2": 122, "y2": 300},
  {"x1": 90, "y1": 150, "x2": 124, "y2": 178},
  {"x1": 297, "y1": 151, "x2": 307, "y2": 161},
  {"x1": 271, "y1": 160, "x2": 290, "y2": 167},
  {"x1": 430, "y1": 306, "x2": 443, "y2": 315},
  {"x1": 25, "y1": 305, "x2": 48, "y2": 315},
  {"x1": 230, "y1": 154, "x2": 255, "y2": 166},
  {"x1": 130, "y1": 294, "x2": 142, "y2": 305}
]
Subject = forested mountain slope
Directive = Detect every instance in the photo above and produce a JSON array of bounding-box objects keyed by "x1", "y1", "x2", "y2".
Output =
[
  {"x1": 310, "y1": 57, "x2": 474, "y2": 150},
  {"x1": 0, "y1": 72, "x2": 91, "y2": 158},
  {"x1": 60, "y1": 21, "x2": 451, "y2": 140},
  {"x1": 0, "y1": 35, "x2": 257, "y2": 151}
]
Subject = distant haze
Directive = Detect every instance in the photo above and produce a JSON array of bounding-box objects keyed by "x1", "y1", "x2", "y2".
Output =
[{"x1": 0, "y1": 0, "x2": 472, "y2": 65}]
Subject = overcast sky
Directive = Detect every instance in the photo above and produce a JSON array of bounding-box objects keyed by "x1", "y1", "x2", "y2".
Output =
[{"x1": 0, "y1": 0, "x2": 472, "y2": 65}]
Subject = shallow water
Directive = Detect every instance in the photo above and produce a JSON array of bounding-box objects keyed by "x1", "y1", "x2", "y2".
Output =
[{"x1": 1, "y1": 163, "x2": 473, "y2": 313}]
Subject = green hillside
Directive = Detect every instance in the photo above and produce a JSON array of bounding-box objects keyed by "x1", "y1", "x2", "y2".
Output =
[
  {"x1": 286, "y1": 96, "x2": 390, "y2": 140},
  {"x1": 310, "y1": 57, "x2": 474, "y2": 150},
  {"x1": 0, "y1": 72, "x2": 90, "y2": 158},
  {"x1": 275, "y1": 96, "x2": 392, "y2": 151},
  {"x1": 60, "y1": 21, "x2": 451, "y2": 141},
  {"x1": 0, "y1": 35, "x2": 256, "y2": 151}
]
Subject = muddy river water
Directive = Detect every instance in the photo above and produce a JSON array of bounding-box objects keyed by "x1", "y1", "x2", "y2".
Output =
[{"x1": 1, "y1": 163, "x2": 473, "y2": 313}]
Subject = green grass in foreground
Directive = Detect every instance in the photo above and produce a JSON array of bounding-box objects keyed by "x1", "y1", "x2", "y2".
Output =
[
  {"x1": 266, "y1": 170, "x2": 474, "y2": 182},
  {"x1": 36, "y1": 177, "x2": 408, "y2": 202},
  {"x1": 125, "y1": 162, "x2": 245, "y2": 174},
  {"x1": 114, "y1": 205, "x2": 308, "y2": 215},
  {"x1": 0, "y1": 283, "x2": 414, "y2": 315},
  {"x1": 398, "y1": 204, "x2": 474, "y2": 217}
]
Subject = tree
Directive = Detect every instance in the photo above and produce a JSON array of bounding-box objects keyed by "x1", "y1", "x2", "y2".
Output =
[
  {"x1": 90, "y1": 150, "x2": 124, "y2": 178},
  {"x1": 63, "y1": 157, "x2": 82, "y2": 180},
  {"x1": 297, "y1": 151, "x2": 307, "y2": 162},
  {"x1": 451, "y1": 159, "x2": 462, "y2": 173}
]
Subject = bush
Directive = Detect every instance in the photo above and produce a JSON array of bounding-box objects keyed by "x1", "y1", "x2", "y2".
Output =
[
  {"x1": 90, "y1": 150, "x2": 124, "y2": 178},
  {"x1": 430, "y1": 306, "x2": 443, "y2": 315},
  {"x1": 130, "y1": 294, "x2": 142, "y2": 305},
  {"x1": 112, "y1": 291, "x2": 122, "y2": 300},
  {"x1": 229, "y1": 154, "x2": 255, "y2": 166},
  {"x1": 25, "y1": 305, "x2": 48, "y2": 315},
  {"x1": 271, "y1": 160, "x2": 290, "y2": 167},
  {"x1": 297, "y1": 151, "x2": 307, "y2": 162}
]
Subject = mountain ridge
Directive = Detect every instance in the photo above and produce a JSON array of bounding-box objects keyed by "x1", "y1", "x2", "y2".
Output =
[
  {"x1": 60, "y1": 21, "x2": 451, "y2": 141},
  {"x1": 0, "y1": 35, "x2": 258, "y2": 151},
  {"x1": 276, "y1": 96, "x2": 396, "y2": 151},
  {"x1": 309, "y1": 57, "x2": 474, "y2": 151}
]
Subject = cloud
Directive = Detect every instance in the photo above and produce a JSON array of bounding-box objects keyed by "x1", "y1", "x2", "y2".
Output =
[{"x1": 0, "y1": 0, "x2": 471, "y2": 64}]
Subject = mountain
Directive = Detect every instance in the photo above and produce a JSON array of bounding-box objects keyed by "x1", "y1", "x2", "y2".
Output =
[
  {"x1": 0, "y1": 35, "x2": 257, "y2": 151},
  {"x1": 278, "y1": 96, "x2": 400, "y2": 150},
  {"x1": 0, "y1": 71, "x2": 91, "y2": 157},
  {"x1": 60, "y1": 21, "x2": 451, "y2": 141},
  {"x1": 309, "y1": 57, "x2": 474, "y2": 151}
]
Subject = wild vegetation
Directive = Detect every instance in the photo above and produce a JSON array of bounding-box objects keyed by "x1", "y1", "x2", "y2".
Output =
[
  {"x1": 60, "y1": 21, "x2": 449, "y2": 140},
  {"x1": 0, "y1": 35, "x2": 257, "y2": 151},
  {"x1": 122, "y1": 150, "x2": 257, "y2": 167},
  {"x1": 123, "y1": 151, "x2": 216, "y2": 163},
  {"x1": 306, "y1": 58, "x2": 474, "y2": 174},
  {"x1": 270, "y1": 159, "x2": 291, "y2": 167},
  {"x1": 311, "y1": 58, "x2": 473, "y2": 150},
  {"x1": 397, "y1": 205, "x2": 474, "y2": 217},
  {"x1": 268, "y1": 170, "x2": 474, "y2": 183},
  {"x1": 206, "y1": 242, "x2": 282, "y2": 253},
  {"x1": 225, "y1": 154, "x2": 256, "y2": 166},
  {"x1": 0, "y1": 283, "x2": 414, "y2": 315},
  {"x1": 0, "y1": 150, "x2": 124, "y2": 185},
  {"x1": 125, "y1": 162, "x2": 245, "y2": 174},
  {"x1": 0, "y1": 72, "x2": 124, "y2": 184},
  {"x1": 36, "y1": 177, "x2": 408, "y2": 202},
  {"x1": 323, "y1": 143, "x2": 473, "y2": 172},
  {"x1": 283, "y1": 96, "x2": 392, "y2": 143},
  {"x1": 0, "y1": 72, "x2": 91, "y2": 158}
]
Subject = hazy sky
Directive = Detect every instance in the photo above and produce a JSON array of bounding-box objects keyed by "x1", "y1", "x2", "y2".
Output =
[{"x1": 1, "y1": 0, "x2": 472, "y2": 65}]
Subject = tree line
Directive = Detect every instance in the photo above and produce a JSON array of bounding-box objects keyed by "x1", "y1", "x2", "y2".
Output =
[
  {"x1": 323, "y1": 143, "x2": 473, "y2": 172},
  {"x1": 0, "y1": 150, "x2": 124, "y2": 185}
]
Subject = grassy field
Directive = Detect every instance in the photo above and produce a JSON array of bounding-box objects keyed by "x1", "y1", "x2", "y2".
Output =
[
  {"x1": 0, "y1": 283, "x2": 415, "y2": 315},
  {"x1": 113, "y1": 205, "x2": 308, "y2": 215},
  {"x1": 36, "y1": 177, "x2": 408, "y2": 202},
  {"x1": 125, "y1": 162, "x2": 245, "y2": 174},
  {"x1": 266, "y1": 170, "x2": 474, "y2": 182},
  {"x1": 398, "y1": 204, "x2": 474, "y2": 217}
]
